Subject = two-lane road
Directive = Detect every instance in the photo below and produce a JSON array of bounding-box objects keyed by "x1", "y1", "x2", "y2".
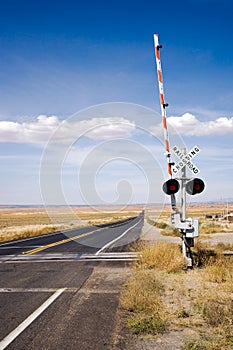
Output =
[
  {"x1": 0, "y1": 212, "x2": 144, "y2": 260},
  {"x1": 0, "y1": 212, "x2": 144, "y2": 349}
]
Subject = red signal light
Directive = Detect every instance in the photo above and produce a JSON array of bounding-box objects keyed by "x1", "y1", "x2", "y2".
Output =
[
  {"x1": 186, "y1": 178, "x2": 205, "y2": 195},
  {"x1": 162, "y1": 179, "x2": 180, "y2": 195}
]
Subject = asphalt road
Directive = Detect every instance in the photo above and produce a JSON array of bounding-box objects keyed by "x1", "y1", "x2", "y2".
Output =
[
  {"x1": 0, "y1": 212, "x2": 144, "y2": 258},
  {"x1": 0, "y1": 212, "x2": 144, "y2": 350}
]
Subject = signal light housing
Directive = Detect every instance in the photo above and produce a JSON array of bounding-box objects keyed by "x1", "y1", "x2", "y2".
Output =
[
  {"x1": 186, "y1": 178, "x2": 205, "y2": 195},
  {"x1": 162, "y1": 179, "x2": 180, "y2": 195}
]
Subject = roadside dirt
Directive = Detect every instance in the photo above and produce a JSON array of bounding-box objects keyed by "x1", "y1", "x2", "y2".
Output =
[{"x1": 112, "y1": 221, "x2": 233, "y2": 350}]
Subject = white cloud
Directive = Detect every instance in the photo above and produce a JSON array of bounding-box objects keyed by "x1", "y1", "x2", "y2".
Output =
[
  {"x1": 84, "y1": 118, "x2": 135, "y2": 140},
  {"x1": 0, "y1": 115, "x2": 135, "y2": 145},
  {"x1": 58, "y1": 117, "x2": 135, "y2": 143},
  {"x1": 167, "y1": 113, "x2": 233, "y2": 136},
  {"x1": 0, "y1": 115, "x2": 60, "y2": 144},
  {"x1": 1, "y1": 112, "x2": 232, "y2": 146}
]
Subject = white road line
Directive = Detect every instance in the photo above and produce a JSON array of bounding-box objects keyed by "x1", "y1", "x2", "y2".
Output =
[
  {"x1": 96, "y1": 217, "x2": 143, "y2": 255},
  {"x1": 0, "y1": 288, "x2": 65, "y2": 350}
]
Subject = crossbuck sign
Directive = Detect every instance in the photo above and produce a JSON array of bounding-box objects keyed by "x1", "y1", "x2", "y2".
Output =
[{"x1": 171, "y1": 145, "x2": 200, "y2": 175}]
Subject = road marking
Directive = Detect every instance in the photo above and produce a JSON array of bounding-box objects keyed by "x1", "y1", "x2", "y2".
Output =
[
  {"x1": 0, "y1": 253, "x2": 78, "y2": 263},
  {"x1": 0, "y1": 288, "x2": 65, "y2": 350},
  {"x1": 23, "y1": 228, "x2": 103, "y2": 255},
  {"x1": 78, "y1": 253, "x2": 138, "y2": 261},
  {"x1": 0, "y1": 252, "x2": 139, "y2": 263},
  {"x1": 96, "y1": 217, "x2": 143, "y2": 255}
]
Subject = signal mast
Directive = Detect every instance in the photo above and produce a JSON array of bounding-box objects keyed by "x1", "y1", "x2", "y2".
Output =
[{"x1": 153, "y1": 34, "x2": 205, "y2": 268}]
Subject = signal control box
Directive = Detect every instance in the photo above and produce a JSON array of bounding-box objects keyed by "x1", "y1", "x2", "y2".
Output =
[{"x1": 171, "y1": 213, "x2": 199, "y2": 237}]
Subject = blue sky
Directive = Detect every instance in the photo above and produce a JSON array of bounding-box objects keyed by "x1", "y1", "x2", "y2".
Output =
[{"x1": 0, "y1": 0, "x2": 232, "y2": 206}]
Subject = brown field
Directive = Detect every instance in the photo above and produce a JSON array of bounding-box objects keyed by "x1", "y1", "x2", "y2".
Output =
[
  {"x1": 146, "y1": 202, "x2": 233, "y2": 235},
  {"x1": 0, "y1": 202, "x2": 232, "y2": 243},
  {"x1": 147, "y1": 202, "x2": 233, "y2": 218}
]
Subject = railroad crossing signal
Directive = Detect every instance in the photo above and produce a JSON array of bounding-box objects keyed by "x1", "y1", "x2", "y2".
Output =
[
  {"x1": 186, "y1": 178, "x2": 205, "y2": 195},
  {"x1": 162, "y1": 177, "x2": 205, "y2": 196},
  {"x1": 171, "y1": 145, "x2": 200, "y2": 175},
  {"x1": 162, "y1": 145, "x2": 205, "y2": 268},
  {"x1": 162, "y1": 179, "x2": 180, "y2": 195},
  {"x1": 154, "y1": 35, "x2": 206, "y2": 268}
]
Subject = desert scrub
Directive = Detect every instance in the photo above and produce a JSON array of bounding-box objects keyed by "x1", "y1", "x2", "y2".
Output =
[
  {"x1": 214, "y1": 242, "x2": 233, "y2": 254},
  {"x1": 155, "y1": 221, "x2": 169, "y2": 229},
  {"x1": 121, "y1": 241, "x2": 233, "y2": 346},
  {"x1": 199, "y1": 251, "x2": 233, "y2": 292},
  {"x1": 121, "y1": 234, "x2": 233, "y2": 348},
  {"x1": 192, "y1": 241, "x2": 218, "y2": 267},
  {"x1": 120, "y1": 242, "x2": 185, "y2": 335},
  {"x1": 195, "y1": 243, "x2": 233, "y2": 291},
  {"x1": 192, "y1": 256, "x2": 233, "y2": 349},
  {"x1": 0, "y1": 224, "x2": 65, "y2": 242},
  {"x1": 160, "y1": 224, "x2": 180, "y2": 237},
  {"x1": 146, "y1": 217, "x2": 156, "y2": 226},
  {"x1": 121, "y1": 270, "x2": 164, "y2": 312},
  {"x1": 201, "y1": 259, "x2": 233, "y2": 284},
  {"x1": 146, "y1": 215, "x2": 180, "y2": 236},
  {"x1": 137, "y1": 242, "x2": 186, "y2": 272},
  {"x1": 200, "y1": 221, "x2": 224, "y2": 234},
  {"x1": 195, "y1": 290, "x2": 233, "y2": 348},
  {"x1": 146, "y1": 217, "x2": 169, "y2": 229},
  {"x1": 125, "y1": 313, "x2": 167, "y2": 335},
  {"x1": 197, "y1": 295, "x2": 233, "y2": 327},
  {"x1": 120, "y1": 270, "x2": 167, "y2": 334},
  {"x1": 182, "y1": 335, "x2": 232, "y2": 350}
]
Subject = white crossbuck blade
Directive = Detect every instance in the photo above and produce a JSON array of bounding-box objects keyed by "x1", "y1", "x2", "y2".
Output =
[{"x1": 171, "y1": 145, "x2": 200, "y2": 175}]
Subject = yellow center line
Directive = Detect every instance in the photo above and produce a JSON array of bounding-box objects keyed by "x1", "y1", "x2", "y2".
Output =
[{"x1": 22, "y1": 228, "x2": 103, "y2": 255}]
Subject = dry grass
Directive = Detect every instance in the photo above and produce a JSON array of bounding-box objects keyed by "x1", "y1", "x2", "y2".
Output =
[
  {"x1": 121, "y1": 241, "x2": 233, "y2": 349},
  {"x1": 0, "y1": 224, "x2": 66, "y2": 242},
  {"x1": 146, "y1": 217, "x2": 180, "y2": 237},
  {"x1": 199, "y1": 220, "x2": 233, "y2": 234},
  {"x1": 121, "y1": 270, "x2": 167, "y2": 334},
  {"x1": 120, "y1": 242, "x2": 185, "y2": 334},
  {"x1": 160, "y1": 225, "x2": 181, "y2": 237},
  {"x1": 136, "y1": 241, "x2": 186, "y2": 272}
]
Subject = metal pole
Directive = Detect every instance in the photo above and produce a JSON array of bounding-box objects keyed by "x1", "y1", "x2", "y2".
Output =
[
  {"x1": 181, "y1": 148, "x2": 186, "y2": 222},
  {"x1": 181, "y1": 149, "x2": 187, "y2": 261},
  {"x1": 180, "y1": 150, "x2": 193, "y2": 268}
]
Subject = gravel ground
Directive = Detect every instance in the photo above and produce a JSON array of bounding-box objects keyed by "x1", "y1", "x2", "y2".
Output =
[
  {"x1": 200, "y1": 231, "x2": 233, "y2": 245},
  {"x1": 140, "y1": 221, "x2": 180, "y2": 244}
]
